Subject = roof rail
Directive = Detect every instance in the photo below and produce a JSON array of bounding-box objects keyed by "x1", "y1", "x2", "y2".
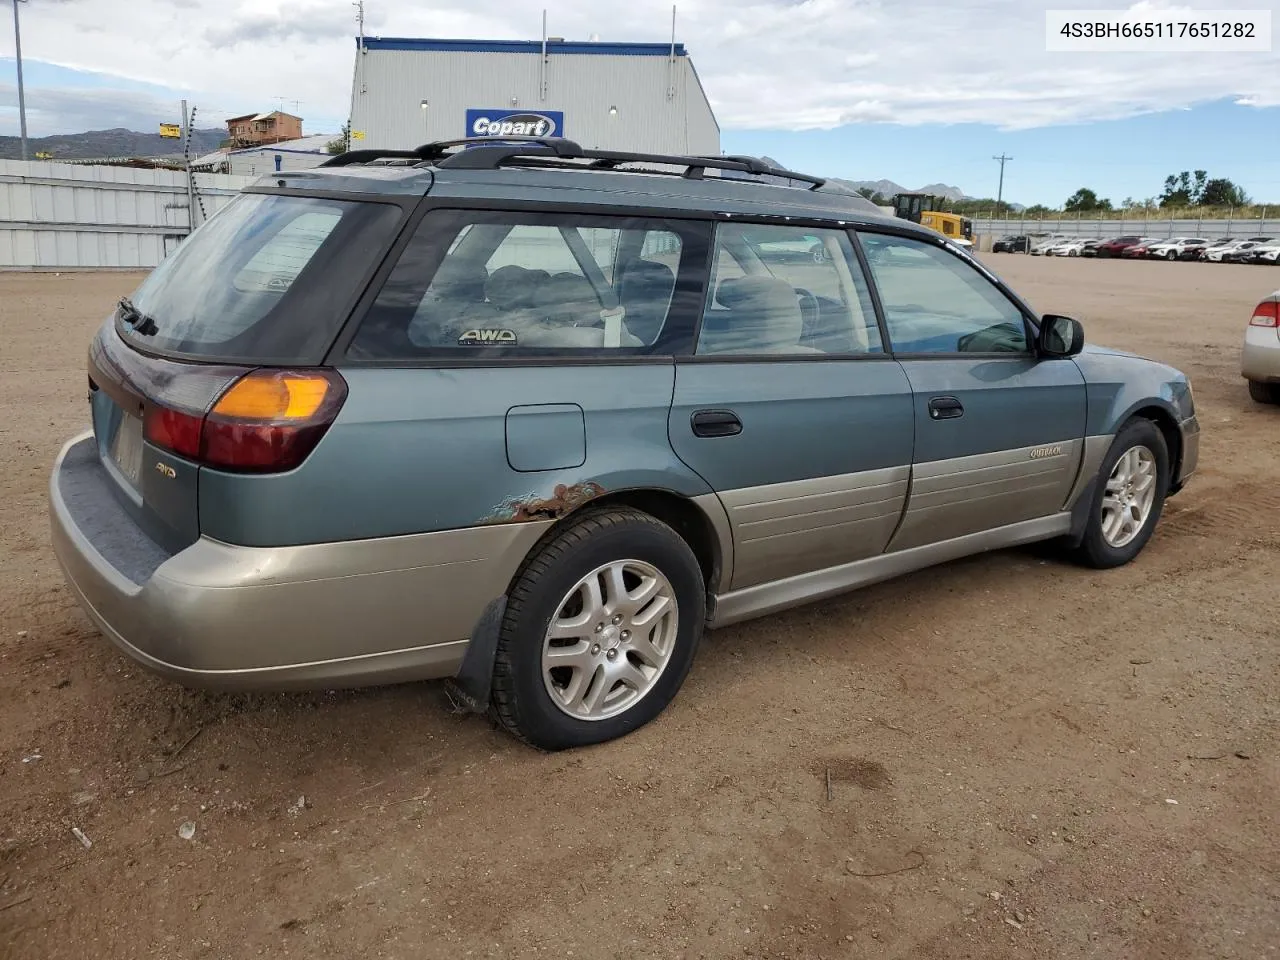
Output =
[
  {"x1": 319, "y1": 148, "x2": 423, "y2": 167},
  {"x1": 320, "y1": 137, "x2": 826, "y2": 189}
]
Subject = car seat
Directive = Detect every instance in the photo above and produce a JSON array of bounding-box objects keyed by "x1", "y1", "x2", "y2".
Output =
[{"x1": 698, "y1": 276, "x2": 823, "y2": 355}]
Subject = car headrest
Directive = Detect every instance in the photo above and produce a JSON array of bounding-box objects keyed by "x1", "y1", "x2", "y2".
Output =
[
  {"x1": 620, "y1": 260, "x2": 675, "y2": 299},
  {"x1": 486, "y1": 264, "x2": 541, "y2": 311},
  {"x1": 708, "y1": 276, "x2": 805, "y2": 350},
  {"x1": 531, "y1": 274, "x2": 598, "y2": 310}
]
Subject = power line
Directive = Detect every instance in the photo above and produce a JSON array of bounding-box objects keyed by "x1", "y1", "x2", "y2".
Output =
[
  {"x1": 993, "y1": 154, "x2": 1013, "y2": 208},
  {"x1": 12, "y1": 0, "x2": 29, "y2": 162}
]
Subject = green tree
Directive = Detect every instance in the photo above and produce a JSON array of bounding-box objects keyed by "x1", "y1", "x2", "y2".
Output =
[
  {"x1": 1199, "y1": 178, "x2": 1249, "y2": 206},
  {"x1": 1024, "y1": 204, "x2": 1053, "y2": 217},
  {"x1": 1161, "y1": 171, "x2": 1194, "y2": 207},
  {"x1": 326, "y1": 123, "x2": 351, "y2": 155},
  {"x1": 1064, "y1": 187, "x2": 1111, "y2": 212}
]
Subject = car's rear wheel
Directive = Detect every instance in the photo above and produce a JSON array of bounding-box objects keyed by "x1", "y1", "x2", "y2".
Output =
[
  {"x1": 1072, "y1": 419, "x2": 1170, "y2": 569},
  {"x1": 1248, "y1": 380, "x2": 1280, "y2": 404},
  {"x1": 490, "y1": 507, "x2": 705, "y2": 750}
]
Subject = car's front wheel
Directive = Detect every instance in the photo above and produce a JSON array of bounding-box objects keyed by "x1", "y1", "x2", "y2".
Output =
[
  {"x1": 1072, "y1": 419, "x2": 1170, "y2": 569},
  {"x1": 490, "y1": 507, "x2": 706, "y2": 750},
  {"x1": 1248, "y1": 380, "x2": 1280, "y2": 404}
]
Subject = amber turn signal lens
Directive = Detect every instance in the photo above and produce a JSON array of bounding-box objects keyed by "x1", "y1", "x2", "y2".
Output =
[{"x1": 212, "y1": 371, "x2": 332, "y2": 420}]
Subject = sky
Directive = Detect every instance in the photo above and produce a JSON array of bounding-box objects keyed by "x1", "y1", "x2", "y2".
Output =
[{"x1": 0, "y1": 0, "x2": 1278, "y2": 206}]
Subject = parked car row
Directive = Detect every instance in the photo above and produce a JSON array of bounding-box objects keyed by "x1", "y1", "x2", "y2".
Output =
[{"x1": 993, "y1": 233, "x2": 1280, "y2": 264}]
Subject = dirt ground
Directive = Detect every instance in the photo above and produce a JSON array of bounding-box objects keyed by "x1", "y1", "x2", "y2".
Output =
[{"x1": 2, "y1": 258, "x2": 1278, "y2": 960}]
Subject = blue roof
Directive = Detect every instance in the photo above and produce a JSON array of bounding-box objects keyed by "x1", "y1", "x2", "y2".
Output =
[{"x1": 359, "y1": 37, "x2": 687, "y2": 57}]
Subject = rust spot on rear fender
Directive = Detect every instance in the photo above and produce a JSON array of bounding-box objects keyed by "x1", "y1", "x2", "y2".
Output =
[{"x1": 486, "y1": 481, "x2": 605, "y2": 523}]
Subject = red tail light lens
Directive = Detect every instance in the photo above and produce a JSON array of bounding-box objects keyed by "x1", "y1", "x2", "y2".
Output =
[
  {"x1": 143, "y1": 369, "x2": 347, "y2": 473},
  {"x1": 1250, "y1": 301, "x2": 1279, "y2": 328},
  {"x1": 144, "y1": 406, "x2": 204, "y2": 458}
]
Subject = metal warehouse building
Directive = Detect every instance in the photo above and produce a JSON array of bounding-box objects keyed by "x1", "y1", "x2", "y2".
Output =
[{"x1": 348, "y1": 37, "x2": 720, "y2": 155}]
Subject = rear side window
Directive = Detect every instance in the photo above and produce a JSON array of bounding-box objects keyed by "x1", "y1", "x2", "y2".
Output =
[
  {"x1": 348, "y1": 210, "x2": 709, "y2": 358},
  {"x1": 122, "y1": 193, "x2": 402, "y2": 364}
]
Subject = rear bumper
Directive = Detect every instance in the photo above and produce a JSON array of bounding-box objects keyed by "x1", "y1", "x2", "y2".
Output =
[
  {"x1": 1242, "y1": 326, "x2": 1280, "y2": 383},
  {"x1": 49, "y1": 433, "x2": 549, "y2": 691}
]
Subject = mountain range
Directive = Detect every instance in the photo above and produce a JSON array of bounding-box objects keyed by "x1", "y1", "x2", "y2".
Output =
[
  {"x1": 750, "y1": 157, "x2": 969, "y2": 202},
  {"x1": 0, "y1": 127, "x2": 227, "y2": 161},
  {"x1": 824, "y1": 177, "x2": 968, "y2": 202}
]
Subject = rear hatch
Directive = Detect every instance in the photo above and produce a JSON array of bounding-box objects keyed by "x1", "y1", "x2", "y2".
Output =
[{"x1": 87, "y1": 191, "x2": 404, "y2": 552}]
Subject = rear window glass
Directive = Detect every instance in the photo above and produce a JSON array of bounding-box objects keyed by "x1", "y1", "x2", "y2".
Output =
[{"x1": 121, "y1": 193, "x2": 402, "y2": 364}]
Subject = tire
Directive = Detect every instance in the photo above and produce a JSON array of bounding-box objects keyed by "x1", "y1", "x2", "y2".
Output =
[
  {"x1": 1248, "y1": 380, "x2": 1280, "y2": 404},
  {"x1": 1165, "y1": 250, "x2": 1176, "y2": 261},
  {"x1": 1069, "y1": 249, "x2": 1079, "y2": 257},
  {"x1": 1071, "y1": 419, "x2": 1170, "y2": 569},
  {"x1": 490, "y1": 507, "x2": 706, "y2": 750}
]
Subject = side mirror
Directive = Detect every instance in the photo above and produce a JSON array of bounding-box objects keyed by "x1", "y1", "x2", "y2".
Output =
[{"x1": 1038, "y1": 314, "x2": 1084, "y2": 357}]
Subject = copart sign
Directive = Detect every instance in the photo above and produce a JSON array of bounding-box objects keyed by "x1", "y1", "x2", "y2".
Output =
[{"x1": 465, "y1": 109, "x2": 565, "y2": 138}]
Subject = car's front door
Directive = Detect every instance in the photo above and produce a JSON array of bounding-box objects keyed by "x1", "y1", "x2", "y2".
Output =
[
  {"x1": 856, "y1": 231, "x2": 1087, "y2": 552},
  {"x1": 668, "y1": 222, "x2": 915, "y2": 590}
]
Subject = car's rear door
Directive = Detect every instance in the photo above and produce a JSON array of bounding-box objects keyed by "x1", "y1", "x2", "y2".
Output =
[
  {"x1": 855, "y1": 230, "x2": 1087, "y2": 552},
  {"x1": 667, "y1": 221, "x2": 914, "y2": 590}
]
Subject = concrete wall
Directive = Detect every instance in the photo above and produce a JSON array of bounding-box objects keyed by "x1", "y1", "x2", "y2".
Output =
[{"x1": 0, "y1": 160, "x2": 257, "y2": 270}]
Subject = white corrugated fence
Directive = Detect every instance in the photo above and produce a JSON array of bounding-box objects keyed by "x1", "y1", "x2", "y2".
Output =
[{"x1": 0, "y1": 160, "x2": 257, "y2": 270}]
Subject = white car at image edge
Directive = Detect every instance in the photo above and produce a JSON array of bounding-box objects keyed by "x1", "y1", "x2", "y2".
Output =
[{"x1": 1243, "y1": 290, "x2": 1280, "y2": 403}]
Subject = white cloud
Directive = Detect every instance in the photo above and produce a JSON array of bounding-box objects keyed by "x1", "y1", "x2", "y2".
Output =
[{"x1": 3, "y1": 0, "x2": 1278, "y2": 135}]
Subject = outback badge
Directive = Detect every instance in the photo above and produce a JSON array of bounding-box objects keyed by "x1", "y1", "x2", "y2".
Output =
[{"x1": 1028, "y1": 445, "x2": 1063, "y2": 460}]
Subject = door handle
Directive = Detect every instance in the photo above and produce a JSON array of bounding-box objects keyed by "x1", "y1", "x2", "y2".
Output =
[
  {"x1": 691, "y1": 409, "x2": 743, "y2": 438},
  {"x1": 928, "y1": 396, "x2": 964, "y2": 420}
]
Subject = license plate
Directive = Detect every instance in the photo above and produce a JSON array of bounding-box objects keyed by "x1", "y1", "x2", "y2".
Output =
[{"x1": 110, "y1": 413, "x2": 144, "y2": 487}]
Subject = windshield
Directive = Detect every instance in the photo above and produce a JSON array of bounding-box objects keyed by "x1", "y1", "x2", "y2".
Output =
[{"x1": 122, "y1": 193, "x2": 402, "y2": 364}]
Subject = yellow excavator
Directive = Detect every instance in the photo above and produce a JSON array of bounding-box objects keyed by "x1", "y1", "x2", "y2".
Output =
[{"x1": 892, "y1": 193, "x2": 973, "y2": 246}]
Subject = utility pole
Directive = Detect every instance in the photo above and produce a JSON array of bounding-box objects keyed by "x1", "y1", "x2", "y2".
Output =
[
  {"x1": 12, "y1": 0, "x2": 29, "y2": 161},
  {"x1": 993, "y1": 153, "x2": 1013, "y2": 212}
]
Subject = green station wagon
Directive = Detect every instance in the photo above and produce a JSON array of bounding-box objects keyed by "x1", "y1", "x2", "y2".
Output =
[{"x1": 49, "y1": 138, "x2": 1199, "y2": 749}]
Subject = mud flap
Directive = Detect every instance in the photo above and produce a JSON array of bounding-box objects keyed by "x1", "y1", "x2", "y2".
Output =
[
  {"x1": 445, "y1": 596, "x2": 507, "y2": 713},
  {"x1": 1065, "y1": 476, "x2": 1098, "y2": 547}
]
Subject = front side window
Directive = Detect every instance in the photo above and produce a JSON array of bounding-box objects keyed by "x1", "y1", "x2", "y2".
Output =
[
  {"x1": 696, "y1": 223, "x2": 883, "y2": 356},
  {"x1": 858, "y1": 232, "x2": 1029, "y2": 354},
  {"x1": 349, "y1": 211, "x2": 701, "y2": 357}
]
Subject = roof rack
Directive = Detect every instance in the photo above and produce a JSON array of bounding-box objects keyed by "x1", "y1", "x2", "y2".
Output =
[{"x1": 320, "y1": 137, "x2": 826, "y2": 190}]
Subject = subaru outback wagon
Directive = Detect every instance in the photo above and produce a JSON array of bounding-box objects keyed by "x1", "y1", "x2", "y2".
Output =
[{"x1": 50, "y1": 137, "x2": 1199, "y2": 750}]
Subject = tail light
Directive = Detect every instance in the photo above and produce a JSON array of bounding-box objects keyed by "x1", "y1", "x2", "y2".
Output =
[
  {"x1": 144, "y1": 369, "x2": 347, "y2": 472},
  {"x1": 1250, "y1": 301, "x2": 1279, "y2": 329}
]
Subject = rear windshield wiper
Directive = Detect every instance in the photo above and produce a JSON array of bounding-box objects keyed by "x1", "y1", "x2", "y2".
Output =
[{"x1": 118, "y1": 297, "x2": 158, "y2": 337}]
